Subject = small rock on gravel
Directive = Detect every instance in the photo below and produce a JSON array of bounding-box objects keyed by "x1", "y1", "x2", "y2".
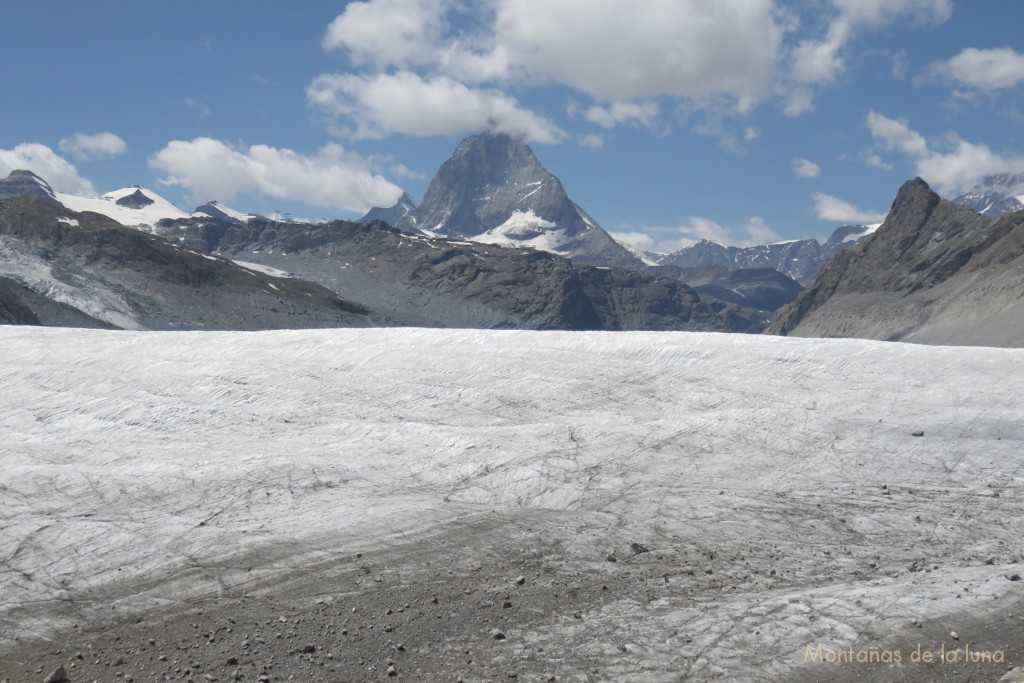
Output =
[
  {"x1": 999, "y1": 667, "x2": 1024, "y2": 683},
  {"x1": 911, "y1": 430, "x2": 924, "y2": 437},
  {"x1": 42, "y1": 666, "x2": 68, "y2": 683},
  {"x1": 489, "y1": 628, "x2": 507, "y2": 640}
]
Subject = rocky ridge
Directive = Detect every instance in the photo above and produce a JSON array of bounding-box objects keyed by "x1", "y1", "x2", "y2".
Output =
[{"x1": 769, "y1": 178, "x2": 1024, "y2": 347}]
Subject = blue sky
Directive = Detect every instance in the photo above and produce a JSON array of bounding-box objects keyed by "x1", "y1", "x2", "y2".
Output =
[{"x1": 2, "y1": 1, "x2": 1023, "y2": 251}]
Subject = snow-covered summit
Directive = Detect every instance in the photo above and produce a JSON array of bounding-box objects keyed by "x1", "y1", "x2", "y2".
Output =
[
  {"x1": 55, "y1": 186, "x2": 194, "y2": 228},
  {"x1": 954, "y1": 172, "x2": 1024, "y2": 218}
]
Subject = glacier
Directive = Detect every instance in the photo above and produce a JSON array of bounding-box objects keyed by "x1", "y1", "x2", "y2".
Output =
[{"x1": 1, "y1": 327, "x2": 1022, "y2": 680}]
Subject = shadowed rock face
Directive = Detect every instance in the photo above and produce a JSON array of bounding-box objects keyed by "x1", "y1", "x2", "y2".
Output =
[
  {"x1": 0, "y1": 169, "x2": 59, "y2": 204},
  {"x1": 115, "y1": 189, "x2": 155, "y2": 209},
  {"x1": 0, "y1": 277, "x2": 39, "y2": 325},
  {"x1": 415, "y1": 133, "x2": 582, "y2": 237},
  {"x1": 769, "y1": 178, "x2": 1024, "y2": 347}
]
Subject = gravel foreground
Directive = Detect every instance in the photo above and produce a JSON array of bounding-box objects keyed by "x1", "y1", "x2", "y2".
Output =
[{"x1": 2, "y1": 519, "x2": 1023, "y2": 683}]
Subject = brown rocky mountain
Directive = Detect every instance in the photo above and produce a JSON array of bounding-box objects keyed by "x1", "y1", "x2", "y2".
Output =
[{"x1": 769, "y1": 178, "x2": 1024, "y2": 347}]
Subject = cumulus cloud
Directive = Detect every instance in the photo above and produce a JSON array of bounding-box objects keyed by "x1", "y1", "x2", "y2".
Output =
[
  {"x1": 578, "y1": 134, "x2": 605, "y2": 149},
  {"x1": 617, "y1": 216, "x2": 782, "y2": 253},
  {"x1": 487, "y1": 0, "x2": 782, "y2": 103},
  {"x1": 307, "y1": 71, "x2": 566, "y2": 144},
  {"x1": 865, "y1": 111, "x2": 929, "y2": 157},
  {"x1": 0, "y1": 143, "x2": 96, "y2": 195},
  {"x1": 791, "y1": 158, "x2": 821, "y2": 178},
  {"x1": 786, "y1": 0, "x2": 951, "y2": 112},
  {"x1": 314, "y1": 0, "x2": 786, "y2": 139},
  {"x1": 813, "y1": 192, "x2": 886, "y2": 223},
  {"x1": 58, "y1": 132, "x2": 128, "y2": 161},
  {"x1": 865, "y1": 111, "x2": 1024, "y2": 194},
  {"x1": 322, "y1": 0, "x2": 445, "y2": 70},
  {"x1": 926, "y1": 47, "x2": 1024, "y2": 91},
  {"x1": 149, "y1": 138, "x2": 404, "y2": 214}
]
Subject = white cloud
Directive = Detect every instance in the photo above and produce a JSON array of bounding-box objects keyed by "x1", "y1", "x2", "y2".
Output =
[
  {"x1": 583, "y1": 101, "x2": 659, "y2": 129},
  {"x1": 791, "y1": 158, "x2": 821, "y2": 178},
  {"x1": 832, "y1": 0, "x2": 952, "y2": 28},
  {"x1": 865, "y1": 111, "x2": 1024, "y2": 194},
  {"x1": 782, "y1": 87, "x2": 816, "y2": 116},
  {"x1": 927, "y1": 47, "x2": 1024, "y2": 91},
  {"x1": 321, "y1": 0, "x2": 445, "y2": 70},
  {"x1": 307, "y1": 71, "x2": 566, "y2": 144},
  {"x1": 786, "y1": 0, "x2": 951, "y2": 111},
  {"x1": 487, "y1": 0, "x2": 782, "y2": 104},
  {"x1": 314, "y1": 0, "x2": 785, "y2": 139},
  {"x1": 622, "y1": 216, "x2": 782, "y2": 252},
  {"x1": 578, "y1": 134, "x2": 605, "y2": 149},
  {"x1": 813, "y1": 192, "x2": 886, "y2": 223},
  {"x1": 608, "y1": 231, "x2": 655, "y2": 252},
  {"x1": 149, "y1": 138, "x2": 404, "y2": 214},
  {"x1": 0, "y1": 143, "x2": 96, "y2": 195},
  {"x1": 58, "y1": 132, "x2": 128, "y2": 161},
  {"x1": 865, "y1": 111, "x2": 929, "y2": 157}
]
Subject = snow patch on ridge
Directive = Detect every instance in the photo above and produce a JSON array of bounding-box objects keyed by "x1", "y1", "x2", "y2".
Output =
[
  {"x1": 471, "y1": 210, "x2": 568, "y2": 252},
  {"x1": 843, "y1": 223, "x2": 882, "y2": 243}
]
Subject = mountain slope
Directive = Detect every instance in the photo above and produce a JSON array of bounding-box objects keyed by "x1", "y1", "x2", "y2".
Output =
[
  {"x1": 374, "y1": 132, "x2": 643, "y2": 268},
  {"x1": 359, "y1": 191, "x2": 417, "y2": 227},
  {"x1": 154, "y1": 215, "x2": 734, "y2": 332},
  {"x1": 0, "y1": 196, "x2": 386, "y2": 330},
  {"x1": 769, "y1": 178, "x2": 1024, "y2": 347}
]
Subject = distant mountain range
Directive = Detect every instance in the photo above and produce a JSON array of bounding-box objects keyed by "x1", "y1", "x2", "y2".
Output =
[
  {"x1": 653, "y1": 224, "x2": 880, "y2": 286},
  {"x1": 5, "y1": 149, "x2": 1023, "y2": 344},
  {"x1": 770, "y1": 177, "x2": 1024, "y2": 347},
  {"x1": 0, "y1": 170, "x2": 743, "y2": 332}
]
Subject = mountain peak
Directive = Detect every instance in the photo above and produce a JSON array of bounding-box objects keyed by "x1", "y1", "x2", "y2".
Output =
[
  {"x1": 405, "y1": 132, "x2": 642, "y2": 267},
  {"x1": 885, "y1": 177, "x2": 941, "y2": 231},
  {"x1": 0, "y1": 169, "x2": 59, "y2": 203}
]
